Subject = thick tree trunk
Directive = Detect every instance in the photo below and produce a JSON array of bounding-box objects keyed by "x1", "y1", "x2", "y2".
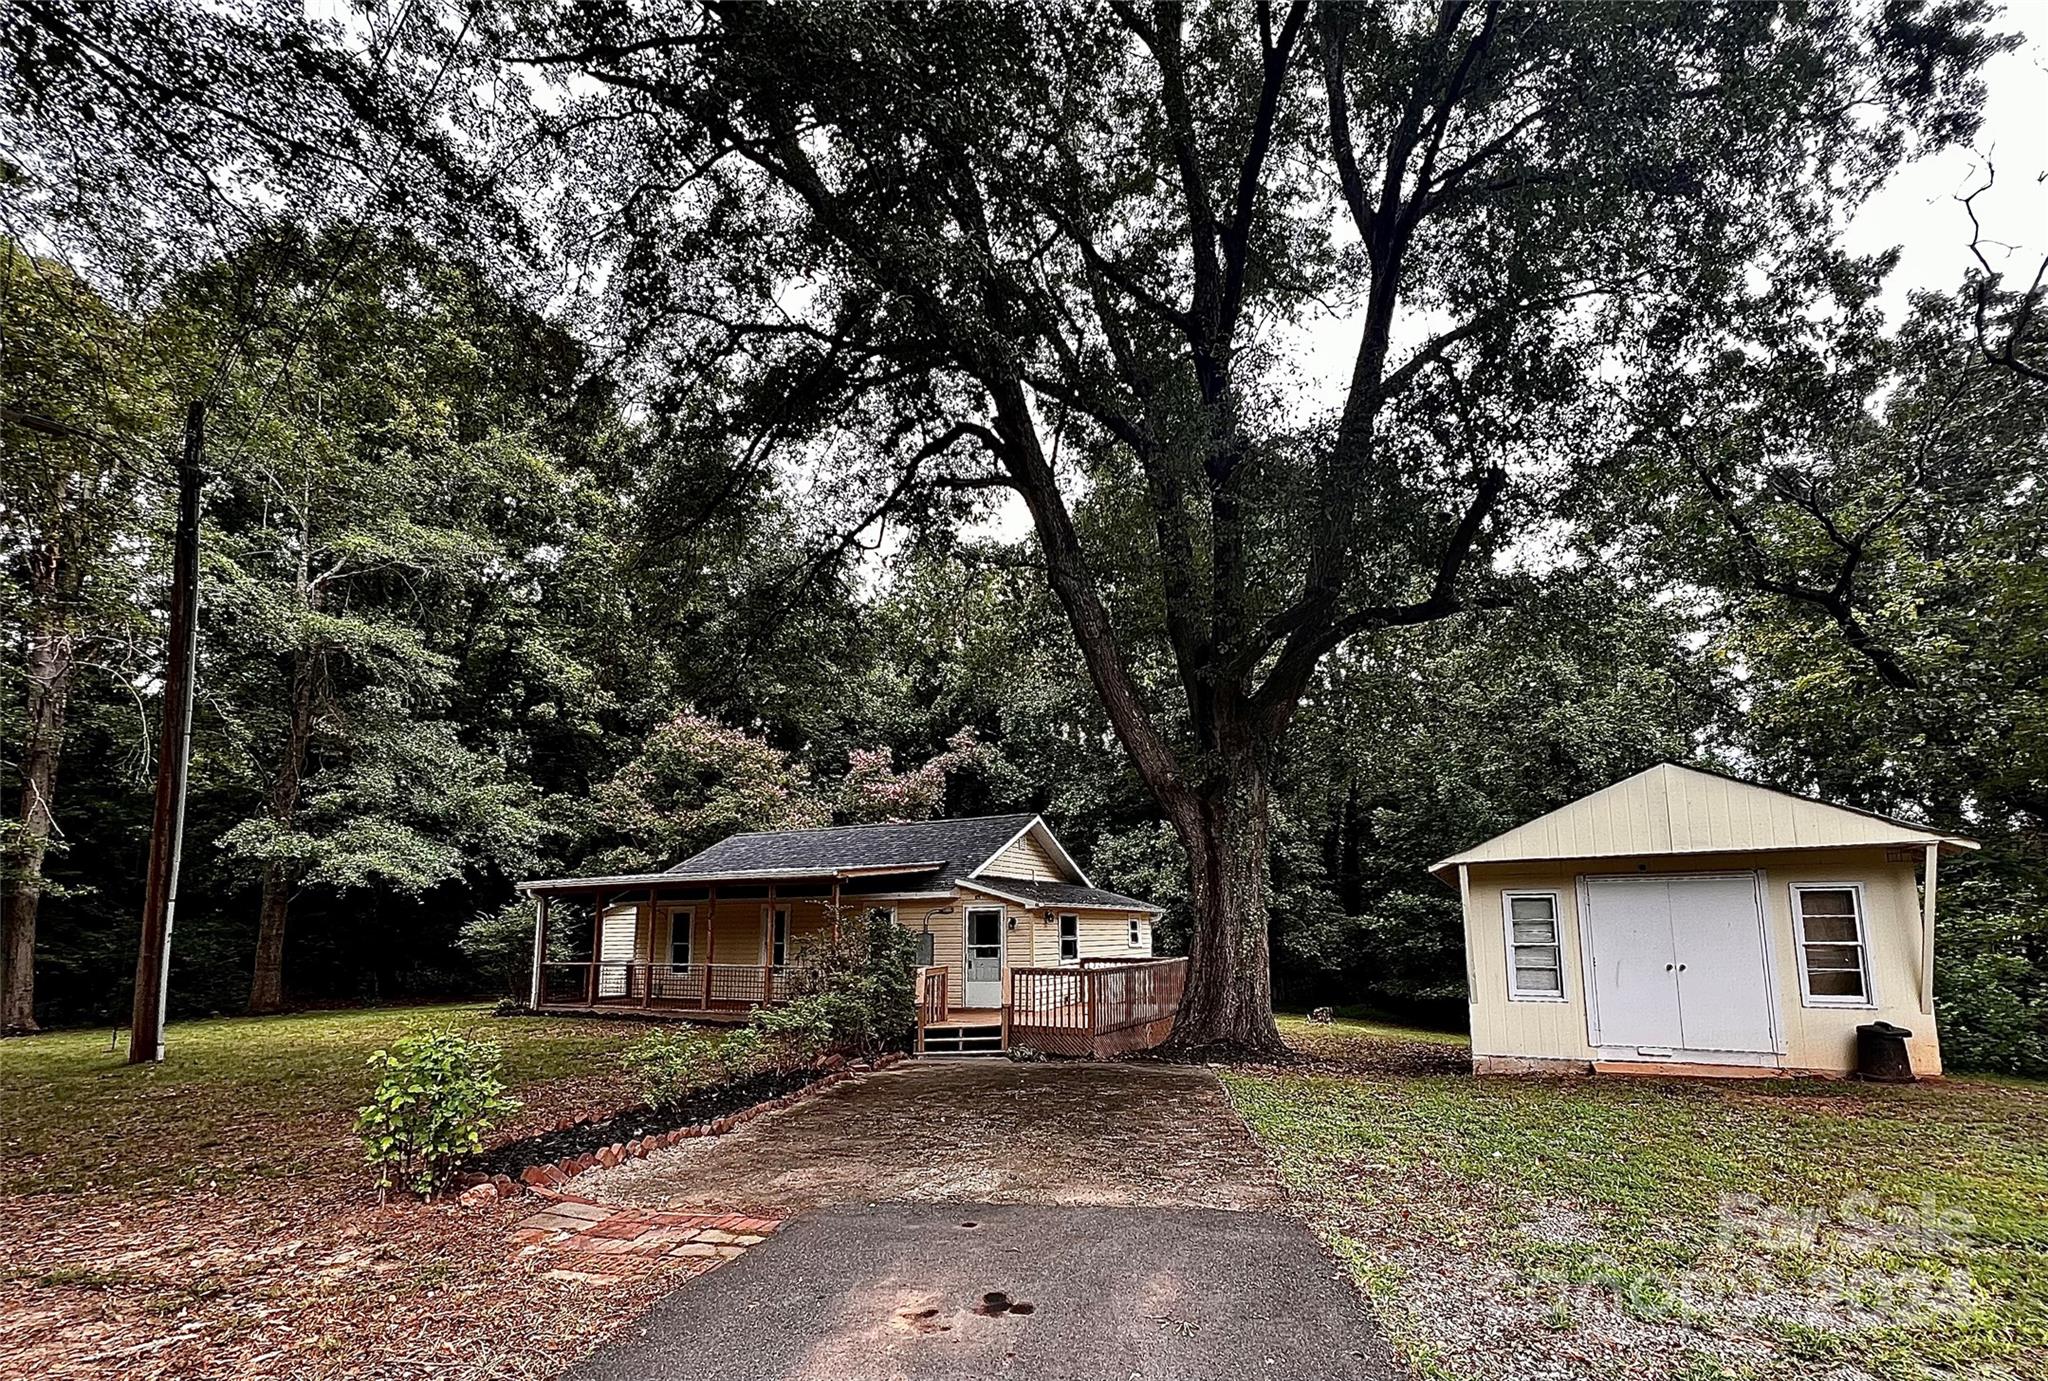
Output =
[
  {"x1": 247, "y1": 860, "x2": 293, "y2": 1014},
  {"x1": 246, "y1": 643, "x2": 319, "y2": 1015},
  {"x1": 2, "y1": 507, "x2": 79, "y2": 1035},
  {"x1": 1161, "y1": 747, "x2": 1286, "y2": 1057}
]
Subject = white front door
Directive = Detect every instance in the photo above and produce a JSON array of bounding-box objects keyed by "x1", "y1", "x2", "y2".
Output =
[
  {"x1": 963, "y1": 908, "x2": 1003, "y2": 1008},
  {"x1": 1585, "y1": 875, "x2": 1776, "y2": 1055}
]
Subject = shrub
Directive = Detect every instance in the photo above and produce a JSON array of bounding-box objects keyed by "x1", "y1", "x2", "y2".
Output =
[
  {"x1": 1934, "y1": 878, "x2": 2048, "y2": 1076},
  {"x1": 458, "y1": 900, "x2": 538, "y2": 999},
  {"x1": 622, "y1": 1027, "x2": 773, "y2": 1111},
  {"x1": 749, "y1": 995, "x2": 841, "y2": 1068},
  {"x1": 778, "y1": 907, "x2": 920, "y2": 1056},
  {"x1": 356, "y1": 1029, "x2": 520, "y2": 1198}
]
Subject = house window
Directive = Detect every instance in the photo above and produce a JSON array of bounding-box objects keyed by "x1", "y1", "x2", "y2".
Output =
[
  {"x1": 1793, "y1": 885, "x2": 1873, "y2": 1006},
  {"x1": 668, "y1": 908, "x2": 693, "y2": 968},
  {"x1": 1128, "y1": 918, "x2": 1141, "y2": 946},
  {"x1": 1058, "y1": 914, "x2": 1079, "y2": 962},
  {"x1": 766, "y1": 907, "x2": 789, "y2": 967},
  {"x1": 1503, "y1": 892, "x2": 1565, "y2": 1000}
]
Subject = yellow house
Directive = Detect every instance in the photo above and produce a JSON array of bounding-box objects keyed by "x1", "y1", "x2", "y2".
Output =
[
  {"x1": 1432, "y1": 763, "x2": 1977, "y2": 1079},
  {"x1": 519, "y1": 814, "x2": 1176, "y2": 1055}
]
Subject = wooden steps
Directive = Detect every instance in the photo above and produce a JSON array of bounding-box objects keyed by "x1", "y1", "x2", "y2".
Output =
[{"x1": 918, "y1": 1021, "x2": 1007, "y2": 1056}]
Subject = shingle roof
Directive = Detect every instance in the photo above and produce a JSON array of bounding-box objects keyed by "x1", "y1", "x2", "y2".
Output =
[
  {"x1": 668, "y1": 813, "x2": 1040, "y2": 887},
  {"x1": 960, "y1": 876, "x2": 1162, "y2": 913}
]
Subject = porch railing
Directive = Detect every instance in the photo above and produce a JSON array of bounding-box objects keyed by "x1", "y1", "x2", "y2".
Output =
[
  {"x1": 914, "y1": 965, "x2": 950, "y2": 1029},
  {"x1": 536, "y1": 961, "x2": 817, "y2": 1010},
  {"x1": 1008, "y1": 957, "x2": 1186, "y2": 1057}
]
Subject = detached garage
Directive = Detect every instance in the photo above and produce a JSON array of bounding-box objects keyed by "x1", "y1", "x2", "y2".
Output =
[{"x1": 1432, "y1": 763, "x2": 1977, "y2": 1079}]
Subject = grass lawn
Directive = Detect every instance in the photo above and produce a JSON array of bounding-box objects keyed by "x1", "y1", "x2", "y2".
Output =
[
  {"x1": 0, "y1": 1002, "x2": 705, "y2": 1380},
  {"x1": 0, "y1": 1003, "x2": 654, "y2": 1197},
  {"x1": 1225, "y1": 1016, "x2": 2048, "y2": 1381}
]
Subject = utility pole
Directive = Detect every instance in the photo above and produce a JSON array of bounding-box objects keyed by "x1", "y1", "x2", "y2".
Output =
[{"x1": 130, "y1": 401, "x2": 204, "y2": 1064}]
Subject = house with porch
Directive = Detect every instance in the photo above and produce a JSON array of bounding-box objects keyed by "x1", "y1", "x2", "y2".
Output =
[{"x1": 518, "y1": 814, "x2": 1184, "y2": 1054}]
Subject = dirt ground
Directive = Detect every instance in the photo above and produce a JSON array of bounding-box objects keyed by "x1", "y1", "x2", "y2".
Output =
[{"x1": 575, "y1": 1058, "x2": 1283, "y2": 1215}]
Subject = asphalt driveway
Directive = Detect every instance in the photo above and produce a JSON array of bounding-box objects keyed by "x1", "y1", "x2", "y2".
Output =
[
  {"x1": 560, "y1": 1202, "x2": 1404, "y2": 1381},
  {"x1": 562, "y1": 1060, "x2": 1401, "y2": 1380}
]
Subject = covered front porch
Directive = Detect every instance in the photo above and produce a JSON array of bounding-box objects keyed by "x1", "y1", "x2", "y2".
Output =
[
  {"x1": 518, "y1": 864, "x2": 1188, "y2": 1055},
  {"x1": 520, "y1": 860, "x2": 947, "y2": 1022}
]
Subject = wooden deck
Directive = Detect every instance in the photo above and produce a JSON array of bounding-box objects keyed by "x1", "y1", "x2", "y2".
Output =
[{"x1": 534, "y1": 958, "x2": 1188, "y2": 1059}]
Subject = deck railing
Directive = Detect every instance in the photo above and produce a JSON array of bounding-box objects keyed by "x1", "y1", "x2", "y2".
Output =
[
  {"x1": 537, "y1": 961, "x2": 817, "y2": 1011},
  {"x1": 915, "y1": 965, "x2": 950, "y2": 1028},
  {"x1": 1008, "y1": 957, "x2": 1186, "y2": 1057}
]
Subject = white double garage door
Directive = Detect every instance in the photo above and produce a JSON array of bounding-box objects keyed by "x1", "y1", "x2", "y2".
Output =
[{"x1": 1582, "y1": 874, "x2": 1779, "y2": 1056}]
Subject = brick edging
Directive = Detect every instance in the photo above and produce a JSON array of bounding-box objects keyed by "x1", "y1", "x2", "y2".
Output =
[{"x1": 454, "y1": 1050, "x2": 911, "y2": 1206}]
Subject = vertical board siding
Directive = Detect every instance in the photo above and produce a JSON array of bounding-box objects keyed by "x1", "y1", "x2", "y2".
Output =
[{"x1": 1445, "y1": 764, "x2": 1954, "y2": 869}]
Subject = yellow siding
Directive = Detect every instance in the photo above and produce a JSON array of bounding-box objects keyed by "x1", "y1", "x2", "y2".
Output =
[
  {"x1": 1462, "y1": 847, "x2": 1941, "y2": 1075},
  {"x1": 645, "y1": 895, "x2": 838, "y2": 968},
  {"x1": 1012, "y1": 906, "x2": 1155, "y2": 966},
  {"x1": 980, "y1": 825, "x2": 1070, "y2": 881},
  {"x1": 607, "y1": 884, "x2": 1154, "y2": 1013},
  {"x1": 1439, "y1": 763, "x2": 1964, "y2": 872}
]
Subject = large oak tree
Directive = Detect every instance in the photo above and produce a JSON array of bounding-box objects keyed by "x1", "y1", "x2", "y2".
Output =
[{"x1": 472, "y1": 0, "x2": 2000, "y2": 1051}]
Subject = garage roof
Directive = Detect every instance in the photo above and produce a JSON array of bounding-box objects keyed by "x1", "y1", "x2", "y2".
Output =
[{"x1": 1429, "y1": 762, "x2": 1978, "y2": 881}]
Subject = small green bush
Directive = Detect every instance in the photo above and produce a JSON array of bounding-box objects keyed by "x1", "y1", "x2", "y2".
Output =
[
  {"x1": 622, "y1": 1027, "x2": 771, "y2": 1112},
  {"x1": 777, "y1": 907, "x2": 920, "y2": 1056},
  {"x1": 356, "y1": 1028, "x2": 520, "y2": 1197},
  {"x1": 750, "y1": 996, "x2": 839, "y2": 1068}
]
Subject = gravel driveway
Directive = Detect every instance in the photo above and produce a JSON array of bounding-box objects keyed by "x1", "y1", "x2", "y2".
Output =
[
  {"x1": 573, "y1": 1058, "x2": 1282, "y2": 1215},
  {"x1": 560, "y1": 1058, "x2": 1398, "y2": 1380}
]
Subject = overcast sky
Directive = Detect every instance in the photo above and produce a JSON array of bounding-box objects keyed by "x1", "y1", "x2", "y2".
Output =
[
  {"x1": 972, "y1": 7, "x2": 2048, "y2": 546},
  {"x1": 1290, "y1": 6, "x2": 2048, "y2": 398}
]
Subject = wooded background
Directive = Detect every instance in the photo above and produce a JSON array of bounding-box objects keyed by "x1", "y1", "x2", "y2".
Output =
[{"x1": 2, "y1": 2, "x2": 2043, "y2": 1069}]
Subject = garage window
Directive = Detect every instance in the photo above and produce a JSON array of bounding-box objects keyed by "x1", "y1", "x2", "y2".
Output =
[
  {"x1": 1503, "y1": 892, "x2": 1565, "y2": 1000},
  {"x1": 1792, "y1": 885, "x2": 1873, "y2": 1007}
]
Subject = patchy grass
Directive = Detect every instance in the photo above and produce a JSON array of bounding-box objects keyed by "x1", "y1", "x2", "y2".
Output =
[
  {"x1": 0, "y1": 1003, "x2": 712, "y2": 1380},
  {"x1": 0, "y1": 1003, "x2": 657, "y2": 1197},
  {"x1": 1226, "y1": 1016, "x2": 2048, "y2": 1381}
]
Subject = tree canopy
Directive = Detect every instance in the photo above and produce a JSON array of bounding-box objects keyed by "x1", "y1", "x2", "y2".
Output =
[{"x1": 0, "y1": 1, "x2": 2042, "y2": 1071}]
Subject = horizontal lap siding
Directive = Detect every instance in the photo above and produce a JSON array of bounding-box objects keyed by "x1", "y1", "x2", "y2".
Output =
[
  {"x1": 1463, "y1": 847, "x2": 1940, "y2": 1074},
  {"x1": 982, "y1": 828, "x2": 1068, "y2": 882},
  {"x1": 1454, "y1": 764, "x2": 1952, "y2": 869},
  {"x1": 1464, "y1": 866, "x2": 1594, "y2": 1063},
  {"x1": 1078, "y1": 909, "x2": 1150, "y2": 958}
]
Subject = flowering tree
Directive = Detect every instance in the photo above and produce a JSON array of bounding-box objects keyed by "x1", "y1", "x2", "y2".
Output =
[
  {"x1": 837, "y1": 728, "x2": 991, "y2": 825},
  {"x1": 584, "y1": 712, "x2": 828, "y2": 873}
]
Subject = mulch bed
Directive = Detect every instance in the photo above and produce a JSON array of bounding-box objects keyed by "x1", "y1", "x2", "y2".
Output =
[{"x1": 470, "y1": 1066, "x2": 823, "y2": 1179}]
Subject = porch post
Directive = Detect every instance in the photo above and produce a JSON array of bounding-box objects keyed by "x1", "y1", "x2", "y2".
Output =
[
  {"x1": 1921, "y1": 842, "x2": 1939, "y2": 1015},
  {"x1": 586, "y1": 900, "x2": 602, "y2": 1007},
  {"x1": 830, "y1": 874, "x2": 841, "y2": 940},
  {"x1": 528, "y1": 892, "x2": 549, "y2": 1008},
  {"x1": 702, "y1": 890, "x2": 716, "y2": 1011},
  {"x1": 646, "y1": 888, "x2": 658, "y2": 1007}
]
